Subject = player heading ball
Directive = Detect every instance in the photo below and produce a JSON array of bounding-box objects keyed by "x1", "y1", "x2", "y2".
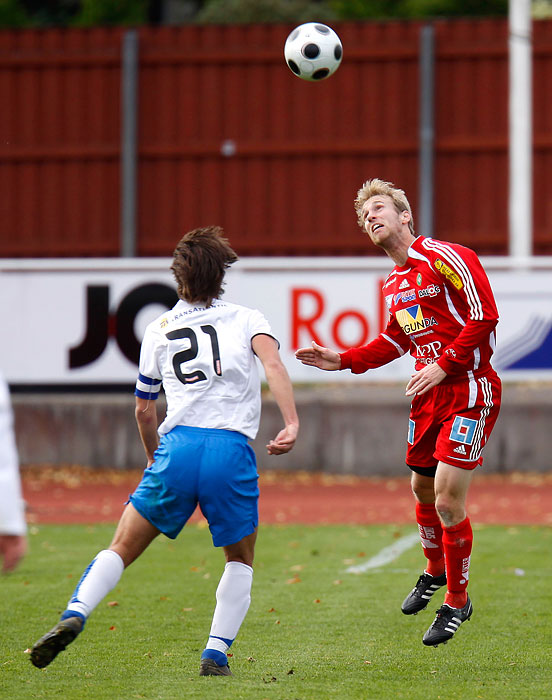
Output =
[{"x1": 296, "y1": 178, "x2": 501, "y2": 647}]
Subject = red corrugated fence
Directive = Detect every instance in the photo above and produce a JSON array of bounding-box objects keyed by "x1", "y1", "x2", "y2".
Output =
[{"x1": 0, "y1": 19, "x2": 551, "y2": 258}]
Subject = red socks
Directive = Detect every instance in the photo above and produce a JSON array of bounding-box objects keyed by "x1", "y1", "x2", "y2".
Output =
[
  {"x1": 442, "y1": 516, "x2": 473, "y2": 608},
  {"x1": 416, "y1": 504, "x2": 473, "y2": 608},
  {"x1": 415, "y1": 502, "x2": 444, "y2": 576}
]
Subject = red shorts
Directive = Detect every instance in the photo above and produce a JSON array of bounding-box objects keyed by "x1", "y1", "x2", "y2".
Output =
[{"x1": 406, "y1": 369, "x2": 502, "y2": 472}]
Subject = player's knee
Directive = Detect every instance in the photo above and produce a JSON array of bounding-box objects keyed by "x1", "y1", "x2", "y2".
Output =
[
  {"x1": 435, "y1": 498, "x2": 464, "y2": 528},
  {"x1": 412, "y1": 484, "x2": 435, "y2": 503},
  {"x1": 410, "y1": 471, "x2": 435, "y2": 503}
]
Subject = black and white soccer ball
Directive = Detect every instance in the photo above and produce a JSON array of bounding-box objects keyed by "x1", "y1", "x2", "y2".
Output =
[{"x1": 284, "y1": 22, "x2": 343, "y2": 82}]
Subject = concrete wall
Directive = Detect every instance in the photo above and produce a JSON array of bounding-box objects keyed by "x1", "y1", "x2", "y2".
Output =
[
  {"x1": 11, "y1": 383, "x2": 551, "y2": 476},
  {"x1": 252, "y1": 383, "x2": 552, "y2": 476}
]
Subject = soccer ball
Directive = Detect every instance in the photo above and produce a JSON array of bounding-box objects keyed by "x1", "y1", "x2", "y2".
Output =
[{"x1": 284, "y1": 22, "x2": 343, "y2": 82}]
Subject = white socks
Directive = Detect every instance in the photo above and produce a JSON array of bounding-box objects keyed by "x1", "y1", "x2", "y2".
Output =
[
  {"x1": 205, "y1": 561, "x2": 253, "y2": 653},
  {"x1": 65, "y1": 549, "x2": 124, "y2": 619},
  {"x1": 64, "y1": 550, "x2": 253, "y2": 660}
]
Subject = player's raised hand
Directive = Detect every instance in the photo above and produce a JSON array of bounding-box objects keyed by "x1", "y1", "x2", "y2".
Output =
[{"x1": 295, "y1": 341, "x2": 341, "y2": 371}]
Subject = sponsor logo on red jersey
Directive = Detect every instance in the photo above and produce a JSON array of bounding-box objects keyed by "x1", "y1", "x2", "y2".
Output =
[
  {"x1": 394, "y1": 289, "x2": 416, "y2": 304},
  {"x1": 396, "y1": 305, "x2": 438, "y2": 335},
  {"x1": 418, "y1": 283, "x2": 441, "y2": 298},
  {"x1": 434, "y1": 259, "x2": 463, "y2": 289}
]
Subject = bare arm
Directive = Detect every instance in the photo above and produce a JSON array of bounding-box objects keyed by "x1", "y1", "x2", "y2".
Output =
[
  {"x1": 135, "y1": 397, "x2": 159, "y2": 466},
  {"x1": 295, "y1": 341, "x2": 342, "y2": 370},
  {"x1": 252, "y1": 334, "x2": 299, "y2": 455}
]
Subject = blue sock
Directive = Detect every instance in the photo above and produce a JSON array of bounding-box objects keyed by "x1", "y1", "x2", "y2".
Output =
[
  {"x1": 60, "y1": 609, "x2": 86, "y2": 627},
  {"x1": 201, "y1": 648, "x2": 228, "y2": 666}
]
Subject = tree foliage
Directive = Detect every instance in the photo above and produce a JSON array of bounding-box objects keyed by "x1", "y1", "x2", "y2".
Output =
[
  {"x1": 330, "y1": 0, "x2": 508, "y2": 20},
  {"x1": 197, "y1": 0, "x2": 508, "y2": 23},
  {"x1": 0, "y1": 0, "x2": 510, "y2": 29},
  {"x1": 0, "y1": 0, "x2": 80, "y2": 27},
  {"x1": 0, "y1": 0, "x2": 29, "y2": 28},
  {"x1": 72, "y1": 0, "x2": 149, "y2": 27},
  {"x1": 195, "y1": 0, "x2": 336, "y2": 24},
  {"x1": 0, "y1": 0, "x2": 149, "y2": 27}
]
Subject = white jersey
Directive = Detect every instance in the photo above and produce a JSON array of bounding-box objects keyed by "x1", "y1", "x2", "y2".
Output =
[
  {"x1": 0, "y1": 371, "x2": 26, "y2": 535},
  {"x1": 135, "y1": 299, "x2": 277, "y2": 439}
]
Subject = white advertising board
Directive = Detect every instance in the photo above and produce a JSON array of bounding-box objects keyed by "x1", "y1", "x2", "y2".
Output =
[{"x1": 1, "y1": 257, "x2": 551, "y2": 385}]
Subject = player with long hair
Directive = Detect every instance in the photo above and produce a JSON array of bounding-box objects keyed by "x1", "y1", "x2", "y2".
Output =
[{"x1": 30, "y1": 226, "x2": 299, "y2": 675}]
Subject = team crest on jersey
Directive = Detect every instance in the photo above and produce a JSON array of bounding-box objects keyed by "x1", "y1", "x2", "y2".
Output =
[
  {"x1": 434, "y1": 259, "x2": 463, "y2": 289},
  {"x1": 395, "y1": 305, "x2": 437, "y2": 335},
  {"x1": 416, "y1": 273, "x2": 422, "y2": 286}
]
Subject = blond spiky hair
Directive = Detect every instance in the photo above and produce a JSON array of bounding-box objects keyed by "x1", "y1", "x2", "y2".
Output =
[{"x1": 354, "y1": 178, "x2": 415, "y2": 235}]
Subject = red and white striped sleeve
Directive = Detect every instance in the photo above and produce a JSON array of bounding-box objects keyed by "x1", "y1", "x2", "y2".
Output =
[{"x1": 421, "y1": 239, "x2": 499, "y2": 375}]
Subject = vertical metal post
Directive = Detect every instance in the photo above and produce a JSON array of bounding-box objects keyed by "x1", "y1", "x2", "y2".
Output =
[
  {"x1": 418, "y1": 24, "x2": 435, "y2": 239},
  {"x1": 509, "y1": 0, "x2": 532, "y2": 258},
  {"x1": 121, "y1": 30, "x2": 139, "y2": 257}
]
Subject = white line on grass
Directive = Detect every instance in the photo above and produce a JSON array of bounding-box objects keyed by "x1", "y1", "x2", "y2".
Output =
[{"x1": 346, "y1": 532, "x2": 419, "y2": 574}]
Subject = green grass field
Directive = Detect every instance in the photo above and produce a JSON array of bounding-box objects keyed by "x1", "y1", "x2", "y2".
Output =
[{"x1": 1, "y1": 523, "x2": 550, "y2": 700}]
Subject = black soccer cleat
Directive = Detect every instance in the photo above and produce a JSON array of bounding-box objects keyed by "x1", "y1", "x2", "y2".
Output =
[
  {"x1": 422, "y1": 596, "x2": 473, "y2": 647},
  {"x1": 401, "y1": 571, "x2": 447, "y2": 615},
  {"x1": 30, "y1": 616, "x2": 84, "y2": 668},
  {"x1": 199, "y1": 658, "x2": 233, "y2": 676}
]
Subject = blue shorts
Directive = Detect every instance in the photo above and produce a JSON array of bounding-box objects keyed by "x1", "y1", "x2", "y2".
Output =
[{"x1": 130, "y1": 426, "x2": 259, "y2": 547}]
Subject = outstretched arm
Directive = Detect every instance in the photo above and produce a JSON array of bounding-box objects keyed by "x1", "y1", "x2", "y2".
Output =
[
  {"x1": 252, "y1": 334, "x2": 299, "y2": 455},
  {"x1": 297, "y1": 315, "x2": 409, "y2": 376},
  {"x1": 295, "y1": 341, "x2": 342, "y2": 371}
]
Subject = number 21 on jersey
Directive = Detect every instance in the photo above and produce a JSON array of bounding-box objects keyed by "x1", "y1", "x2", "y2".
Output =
[{"x1": 166, "y1": 325, "x2": 221, "y2": 384}]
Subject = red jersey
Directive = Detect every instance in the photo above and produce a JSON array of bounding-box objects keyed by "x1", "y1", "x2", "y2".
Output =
[{"x1": 340, "y1": 236, "x2": 499, "y2": 382}]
